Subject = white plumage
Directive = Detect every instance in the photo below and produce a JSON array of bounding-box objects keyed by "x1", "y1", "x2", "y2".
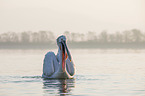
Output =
[{"x1": 42, "y1": 35, "x2": 75, "y2": 79}]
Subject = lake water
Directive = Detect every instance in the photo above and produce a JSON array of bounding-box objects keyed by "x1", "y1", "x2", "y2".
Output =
[{"x1": 0, "y1": 49, "x2": 145, "y2": 96}]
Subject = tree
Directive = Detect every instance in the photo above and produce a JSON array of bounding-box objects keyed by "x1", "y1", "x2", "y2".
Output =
[
  {"x1": 80, "y1": 33, "x2": 85, "y2": 42},
  {"x1": 9, "y1": 32, "x2": 19, "y2": 43},
  {"x1": 115, "y1": 32, "x2": 123, "y2": 43},
  {"x1": 39, "y1": 31, "x2": 49, "y2": 43},
  {"x1": 21, "y1": 32, "x2": 30, "y2": 43},
  {"x1": 131, "y1": 29, "x2": 142, "y2": 43},
  {"x1": 47, "y1": 31, "x2": 55, "y2": 43},
  {"x1": 87, "y1": 31, "x2": 97, "y2": 42},
  {"x1": 0, "y1": 33, "x2": 10, "y2": 42},
  {"x1": 71, "y1": 33, "x2": 76, "y2": 42},
  {"x1": 123, "y1": 30, "x2": 132, "y2": 43},
  {"x1": 108, "y1": 34, "x2": 115, "y2": 43},
  {"x1": 99, "y1": 31, "x2": 108, "y2": 43},
  {"x1": 32, "y1": 32, "x2": 39, "y2": 43},
  {"x1": 64, "y1": 31, "x2": 71, "y2": 42}
]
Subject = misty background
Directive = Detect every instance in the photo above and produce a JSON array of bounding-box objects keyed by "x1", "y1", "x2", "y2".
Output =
[
  {"x1": 1, "y1": 1, "x2": 145, "y2": 95},
  {"x1": 0, "y1": 29, "x2": 145, "y2": 49},
  {"x1": 0, "y1": 0, "x2": 145, "y2": 49}
]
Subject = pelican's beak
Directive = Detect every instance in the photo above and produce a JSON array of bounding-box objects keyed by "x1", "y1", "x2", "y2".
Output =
[
  {"x1": 61, "y1": 41, "x2": 71, "y2": 72},
  {"x1": 61, "y1": 41, "x2": 66, "y2": 72}
]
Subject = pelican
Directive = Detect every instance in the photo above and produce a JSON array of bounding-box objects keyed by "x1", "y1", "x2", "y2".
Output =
[{"x1": 42, "y1": 35, "x2": 75, "y2": 79}]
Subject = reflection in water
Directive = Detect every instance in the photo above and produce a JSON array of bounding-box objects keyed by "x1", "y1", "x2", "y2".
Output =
[{"x1": 42, "y1": 79, "x2": 75, "y2": 96}]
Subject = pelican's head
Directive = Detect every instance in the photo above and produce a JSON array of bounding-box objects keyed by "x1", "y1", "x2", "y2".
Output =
[
  {"x1": 57, "y1": 35, "x2": 66, "y2": 46},
  {"x1": 57, "y1": 35, "x2": 67, "y2": 51}
]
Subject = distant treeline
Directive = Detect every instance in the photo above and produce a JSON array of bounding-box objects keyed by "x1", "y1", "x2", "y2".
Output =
[{"x1": 0, "y1": 29, "x2": 145, "y2": 49}]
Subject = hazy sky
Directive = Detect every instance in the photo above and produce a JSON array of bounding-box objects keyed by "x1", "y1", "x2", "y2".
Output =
[{"x1": 0, "y1": 0, "x2": 145, "y2": 35}]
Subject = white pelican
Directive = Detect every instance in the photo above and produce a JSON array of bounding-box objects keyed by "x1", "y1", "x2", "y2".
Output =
[{"x1": 42, "y1": 35, "x2": 75, "y2": 79}]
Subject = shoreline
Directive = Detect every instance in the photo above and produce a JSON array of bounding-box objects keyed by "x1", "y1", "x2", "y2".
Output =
[{"x1": 0, "y1": 42, "x2": 145, "y2": 49}]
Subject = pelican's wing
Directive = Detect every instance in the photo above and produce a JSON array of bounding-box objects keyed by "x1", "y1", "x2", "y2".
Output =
[{"x1": 43, "y1": 52, "x2": 59, "y2": 77}]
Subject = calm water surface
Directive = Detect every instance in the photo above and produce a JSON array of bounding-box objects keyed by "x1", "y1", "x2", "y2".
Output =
[{"x1": 0, "y1": 49, "x2": 145, "y2": 96}]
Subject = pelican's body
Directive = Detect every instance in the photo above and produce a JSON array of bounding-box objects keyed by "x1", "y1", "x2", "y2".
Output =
[{"x1": 42, "y1": 35, "x2": 75, "y2": 79}]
